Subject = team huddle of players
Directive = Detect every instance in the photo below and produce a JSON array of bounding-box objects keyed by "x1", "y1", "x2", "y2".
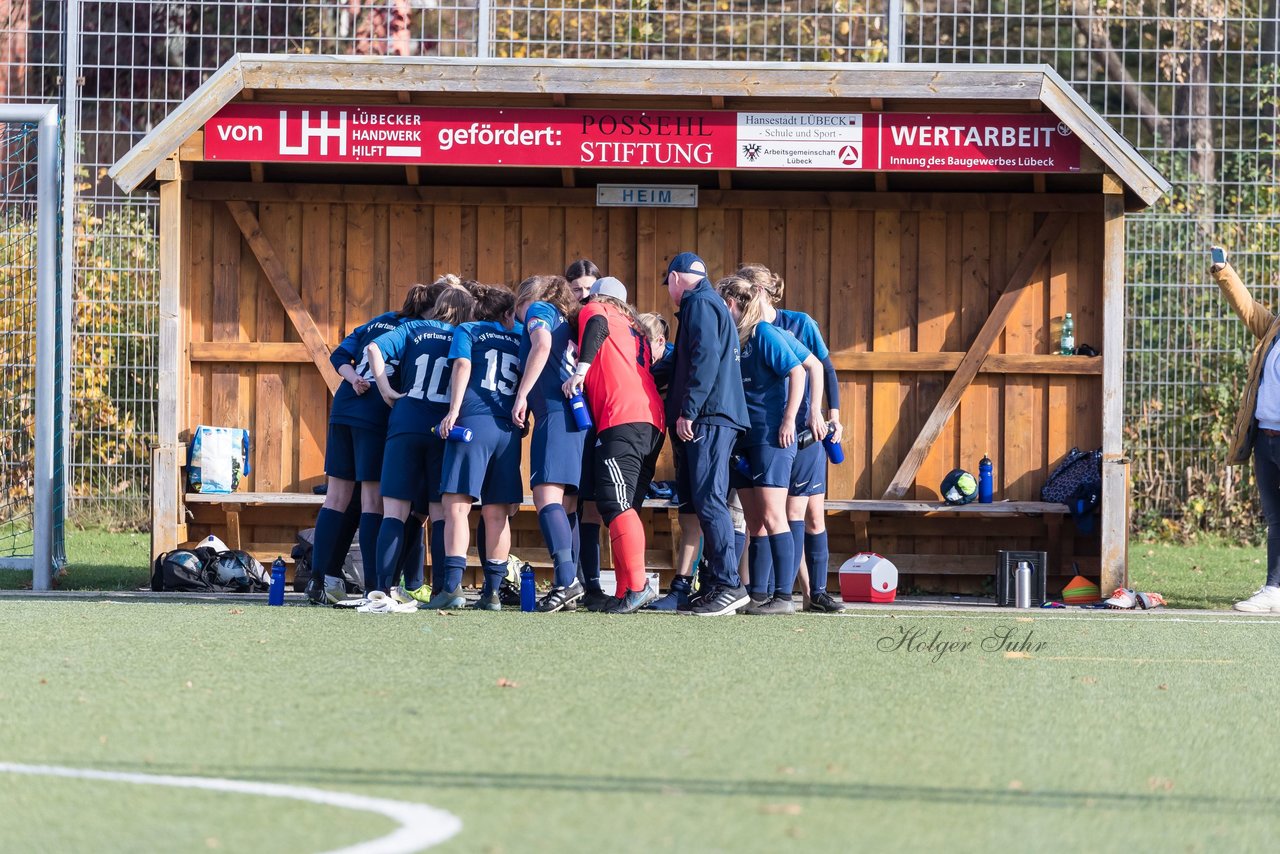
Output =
[{"x1": 304, "y1": 251, "x2": 845, "y2": 616}]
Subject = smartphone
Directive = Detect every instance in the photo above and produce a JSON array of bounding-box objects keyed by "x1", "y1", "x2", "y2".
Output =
[{"x1": 1211, "y1": 246, "x2": 1227, "y2": 266}]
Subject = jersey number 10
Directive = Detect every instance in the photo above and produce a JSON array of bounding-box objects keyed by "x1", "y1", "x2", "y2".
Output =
[{"x1": 407, "y1": 353, "x2": 450, "y2": 403}]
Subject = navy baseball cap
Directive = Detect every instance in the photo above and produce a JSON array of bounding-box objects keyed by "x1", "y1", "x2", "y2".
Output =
[{"x1": 664, "y1": 252, "x2": 707, "y2": 279}]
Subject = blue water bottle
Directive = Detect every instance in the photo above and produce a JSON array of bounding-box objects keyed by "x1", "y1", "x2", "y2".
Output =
[
  {"x1": 979, "y1": 454, "x2": 994, "y2": 504},
  {"x1": 436, "y1": 424, "x2": 473, "y2": 443},
  {"x1": 822, "y1": 428, "x2": 845, "y2": 464},
  {"x1": 268, "y1": 556, "x2": 286, "y2": 606},
  {"x1": 569, "y1": 391, "x2": 593, "y2": 431},
  {"x1": 519, "y1": 563, "x2": 537, "y2": 612}
]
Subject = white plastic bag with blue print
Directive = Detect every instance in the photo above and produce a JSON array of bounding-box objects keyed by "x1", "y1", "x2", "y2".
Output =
[{"x1": 187, "y1": 426, "x2": 251, "y2": 494}]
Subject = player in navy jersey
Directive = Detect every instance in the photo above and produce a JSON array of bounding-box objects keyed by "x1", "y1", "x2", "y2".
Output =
[
  {"x1": 510, "y1": 275, "x2": 588, "y2": 612},
  {"x1": 563, "y1": 259, "x2": 610, "y2": 611},
  {"x1": 717, "y1": 275, "x2": 826, "y2": 615},
  {"x1": 366, "y1": 284, "x2": 474, "y2": 601},
  {"x1": 738, "y1": 264, "x2": 846, "y2": 613},
  {"x1": 305, "y1": 283, "x2": 433, "y2": 605},
  {"x1": 433, "y1": 285, "x2": 525, "y2": 610}
]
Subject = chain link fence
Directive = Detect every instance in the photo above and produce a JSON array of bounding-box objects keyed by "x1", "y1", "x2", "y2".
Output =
[{"x1": 2, "y1": 1, "x2": 1276, "y2": 533}]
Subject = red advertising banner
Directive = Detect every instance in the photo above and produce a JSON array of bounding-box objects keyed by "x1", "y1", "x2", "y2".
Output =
[{"x1": 204, "y1": 104, "x2": 1081, "y2": 173}]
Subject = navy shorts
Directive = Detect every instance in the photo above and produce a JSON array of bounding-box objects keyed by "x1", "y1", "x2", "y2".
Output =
[
  {"x1": 530, "y1": 409, "x2": 586, "y2": 489},
  {"x1": 744, "y1": 442, "x2": 797, "y2": 490},
  {"x1": 380, "y1": 431, "x2": 447, "y2": 505},
  {"x1": 324, "y1": 422, "x2": 385, "y2": 482},
  {"x1": 440, "y1": 418, "x2": 523, "y2": 505},
  {"x1": 788, "y1": 441, "x2": 828, "y2": 497}
]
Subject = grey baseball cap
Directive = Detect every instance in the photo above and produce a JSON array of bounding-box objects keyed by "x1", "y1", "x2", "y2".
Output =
[{"x1": 588, "y1": 276, "x2": 628, "y2": 302}]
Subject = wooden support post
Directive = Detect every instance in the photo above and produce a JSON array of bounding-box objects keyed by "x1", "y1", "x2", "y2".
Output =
[
  {"x1": 883, "y1": 211, "x2": 1070, "y2": 498},
  {"x1": 1045, "y1": 515, "x2": 1063, "y2": 576},
  {"x1": 224, "y1": 504, "x2": 243, "y2": 550},
  {"x1": 150, "y1": 445, "x2": 180, "y2": 561},
  {"x1": 1100, "y1": 187, "x2": 1128, "y2": 591},
  {"x1": 850, "y1": 511, "x2": 870, "y2": 553},
  {"x1": 225, "y1": 200, "x2": 341, "y2": 394},
  {"x1": 405, "y1": 165, "x2": 420, "y2": 185},
  {"x1": 153, "y1": 162, "x2": 186, "y2": 560}
]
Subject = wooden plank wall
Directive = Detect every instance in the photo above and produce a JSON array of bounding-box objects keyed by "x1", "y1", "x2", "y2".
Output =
[{"x1": 182, "y1": 185, "x2": 1104, "y2": 566}]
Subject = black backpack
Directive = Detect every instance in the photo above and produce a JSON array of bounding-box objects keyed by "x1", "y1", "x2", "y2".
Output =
[
  {"x1": 1040, "y1": 447, "x2": 1102, "y2": 504},
  {"x1": 151, "y1": 546, "x2": 263, "y2": 593}
]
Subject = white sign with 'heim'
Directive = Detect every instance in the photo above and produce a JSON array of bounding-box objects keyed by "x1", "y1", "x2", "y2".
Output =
[{"x1": 596, "y1": 184, "x2": 699, "y2": 208}]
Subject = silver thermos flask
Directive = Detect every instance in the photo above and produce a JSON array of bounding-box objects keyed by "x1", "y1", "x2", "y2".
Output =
[{"x1": 1014, "y1": 561, "x2": 1032, "y2": 608}]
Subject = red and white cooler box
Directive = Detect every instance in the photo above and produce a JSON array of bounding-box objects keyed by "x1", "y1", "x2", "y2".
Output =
[{"x1": 838, "y1": 553, "x2": 898, "y2": 603}]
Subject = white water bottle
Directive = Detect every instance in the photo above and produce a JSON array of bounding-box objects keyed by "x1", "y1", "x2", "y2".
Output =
[{"x1": 1014, "y1": 561, "x2": 1032, "y2": 609}]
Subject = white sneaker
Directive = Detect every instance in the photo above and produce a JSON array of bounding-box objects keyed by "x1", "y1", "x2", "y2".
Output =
[
  {"x1": 1233, "y1": 585, "x2": 1280, "y2": 613},
  {"x1": 323, "y1": 575, "x2": 347, "y2": 604},
  {"x1": 389, "y1": 586, "x2": 414, "y2": 605}
]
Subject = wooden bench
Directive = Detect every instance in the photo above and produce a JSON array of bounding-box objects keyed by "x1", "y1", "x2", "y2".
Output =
[
  {"x1": 181, "y1": 492, "x2": 1079, "y2": 588},
  {"x1": 182, "y1": 491, "x2": 687, "y2": 574},
  {"x1": 824, "y1": 499, "x2": 1073, "y2": 577}
]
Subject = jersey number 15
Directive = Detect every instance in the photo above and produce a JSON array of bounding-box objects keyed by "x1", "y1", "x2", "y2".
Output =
[{"x1": 481, "y1": 349, "x2": 520, "y2": 396}]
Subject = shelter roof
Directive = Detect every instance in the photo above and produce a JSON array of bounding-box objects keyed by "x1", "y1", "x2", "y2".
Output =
[{"x1": 111, "y1": 54, "x2": 1168, "y2": 208}]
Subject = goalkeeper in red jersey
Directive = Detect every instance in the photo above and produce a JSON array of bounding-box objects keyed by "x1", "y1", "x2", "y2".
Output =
[{"x1": 562, "y1": 276, "x2": 666, "y2": 613}]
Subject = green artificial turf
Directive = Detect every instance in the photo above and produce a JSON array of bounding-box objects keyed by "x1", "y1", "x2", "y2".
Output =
[
  {"x1": 1, "y1": 602, "x2": 1278, "y2": 852},
  {"x1": 0, "y1": 527, "x2": 151, "y2": 591},
  {"x1": 1129, "y1": 537, "x2": 1268, "y2": 609}
]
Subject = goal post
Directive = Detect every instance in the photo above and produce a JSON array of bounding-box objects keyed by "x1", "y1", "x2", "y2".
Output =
[{"x1": 0, "y1": 103, "x2": 64, "y2": 590}]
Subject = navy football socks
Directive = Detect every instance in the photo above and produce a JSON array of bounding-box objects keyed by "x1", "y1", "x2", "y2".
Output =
[
  {"x1": 442, "y1": 554, "x2": 466, "y2": 593},
  {"x1": 358, "y1": 512, "x2": 383, "y2": 591},
  {"x1": 538, "y1": 504, "x2": 577, "y2": 589},
  {"x1": 310, "y1": 507, "x2": 347, "y2": 583},
  {"x1": 805, "y1": 530, "x2": 831, "y2": 594},
  {"x1": 748, "y1": 536, "x2": 773, "y2": 598},
  {"x1": 579, "y1": 521, "x2": 602, "y2": 592},
  {"x1": 770, "y1": 532, "x2": 796, "y2": 599},
  {"x1": 568, "y1": 510, "x2": 580, "y2": 566},
  {"x1": 398, "y1": 514, "x2": 425, "y2": 591},
  {"x1": 374, "y1": 516, "x2": 405, "y2": 593},
  {"x1": 789, "y1": 520, "x2": 805, "y2": 578},
  {"x1": 430, "y1": 520, "x2": 447, "y2": 593},
  {"x1": 482, "y1": 559, "x2": 507, "y2": 599}
]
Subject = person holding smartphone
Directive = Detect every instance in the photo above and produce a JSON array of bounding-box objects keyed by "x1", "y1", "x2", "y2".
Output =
[{"x1": 1211, "y1": 245, "x2": 1280, "y2": 613}]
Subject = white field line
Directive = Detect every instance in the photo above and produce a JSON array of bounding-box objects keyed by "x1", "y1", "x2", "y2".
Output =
[
  {"x1": 835, "y1": 611, "x2": 1280, "y2": 626},
  {"x1": 0, "y1": 763, "x2": 461, "y2": 854}
]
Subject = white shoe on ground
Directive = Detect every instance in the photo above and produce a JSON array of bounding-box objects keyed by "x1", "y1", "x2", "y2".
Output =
[
  {"x1": 356, "y1": 591, "x2": 393, "y2": 613},
  {"x1": 323, "y1": 575, "x2": 347, "y2": 604},
  {"x1": 1233, "y1": 586, "x2": 1280, "y2": 613}
]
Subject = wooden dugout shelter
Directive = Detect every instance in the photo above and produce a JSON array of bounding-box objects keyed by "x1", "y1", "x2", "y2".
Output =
[{"x1": 112, "y1": 55, "x2": 1166, "y2": 594}]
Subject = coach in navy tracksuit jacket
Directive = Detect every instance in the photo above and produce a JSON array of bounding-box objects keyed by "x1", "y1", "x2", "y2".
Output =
[{"x1": 664, "y1": 252, "x2": 750, "y2": 612}]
